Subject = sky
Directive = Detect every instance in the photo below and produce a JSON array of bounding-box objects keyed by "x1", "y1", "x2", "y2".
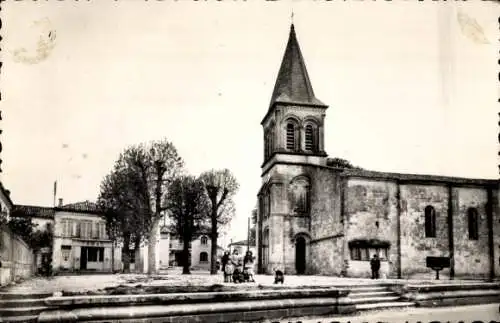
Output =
[{"x1": 1, "y1": 1, "x2": 499, "y2": 245}]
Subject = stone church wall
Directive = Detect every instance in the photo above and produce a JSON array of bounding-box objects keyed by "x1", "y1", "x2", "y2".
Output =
[
  {"x1": 309, "y1": 237, "x2": 343, "y2": 275},
  {"x1": 399, "y1": 184, "x2": 450, "y2": 278},
  {"x1": 307, "y1": 167, "x2": 343, "y2": 275},
  {"x1": 264, "y1": 165, "x2": 344, "y2": 274},
  {"x1": 453, "y1": 187, "x2": 490, "y2": 279},
  {"x1": 344, "y1": 178, "x2": 399, "y2": 278}
]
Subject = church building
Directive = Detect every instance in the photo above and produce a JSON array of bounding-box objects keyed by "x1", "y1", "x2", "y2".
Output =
[{"x1": 256, "y1": 24, "x2": 500, "y2": 280}]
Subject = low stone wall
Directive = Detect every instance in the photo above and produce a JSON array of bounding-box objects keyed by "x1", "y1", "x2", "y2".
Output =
[
  {"x1": 0, "y1": 225, "x2": 35, "y2": 287},
  {"x1": 401, "y1": 282, "x2": 500, "y2": 307},
  {"x1": 38, "y1": 288, "x2": 355, "y2": 323}
]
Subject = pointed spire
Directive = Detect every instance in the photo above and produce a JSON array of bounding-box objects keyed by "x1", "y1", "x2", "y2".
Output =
[{"x1": 269, "y1": 24, "x2": 325, "y2": 108}]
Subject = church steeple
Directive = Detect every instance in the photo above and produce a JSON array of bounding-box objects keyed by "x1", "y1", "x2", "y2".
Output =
[
  {"x1": 261, "y1": 23, "x2": 328, "y2": 169},
  {"x1": 269, "y1": 24, "x2": 326, "y2": 109}
]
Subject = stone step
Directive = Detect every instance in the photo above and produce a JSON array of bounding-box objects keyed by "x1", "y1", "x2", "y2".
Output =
[
  {"x1": 0, "y1": 299, "x2": 46, "y2": 308},
  {"x1": 349, "y1": 291, "x2": 397, "y2": 298},
  {"x1": 356, "y1": 301, "x2": 416, "y2": 311},
  {"x1": 347, "y1": 286, "x2": 390, "y2": 293},
  {"x1": 0, "y1": 292, "x2": 52, "y2": 300},
  {"x1": 0, "y1": 314, "x2": 38, "y2": 323},
  {"x1": 0, "y1": 306, "x2": 48, "y2": 317},
  {"x1": 350, "y1": 295, "x2": 402, "y2": 304}
]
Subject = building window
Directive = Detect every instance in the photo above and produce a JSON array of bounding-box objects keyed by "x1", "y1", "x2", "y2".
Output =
[
  {"x1": 350, "y1": 247, "x2": 388, "y2": 261},
  {"x1": 93, "y1": 222, "x2": 99, "y2": 239},
  {"x1": 61, "y1": 220, "x2": 69, "y2": 237},
  {"x1": 201, "y1": 236, "x2": 208, "y2": 245},
  {"x1": 81, "y1": 221, "x2": 92, "y2": 239},
  {"x1": 99, "y1": 223, "x2": 106, "y2": 239},
  {"x1": 291, "y1": 176, "x2": 310, "y2": 214},
  {"x1": 305, "y1": 124, "x2": 315, "y2": 151},
  {"x1": 61, "y1": 245, "x2": 71, "y2": 262},
  {"x1": 87, "y1": 247, "x2": 104, "y2": 262},
  {"x1": 200, "y1": 252, "x2": 208, "y2": 262},
  {"x1": 266, "y1": 193, "x2": 271, "y2": 218},
  {"x1": 424, "y1": 205, "x2": 436, "y2": 238},
  {"x1": 88, "y1": 248, "x2": 98, "y2": 262},
  {"x1": 262, "y1": 228, "x2": 269, "y2": 267},
  {"x1": 286, "y1": 123, "x2": 295, "y2": 150},
  {"x1": 74, "y1": 222, "x2": 81, "y2": 238},
  {"x1": 264, "y1": 129, "x2": 274, "y2": 160},
  {"x1": 468, "y1": 207, "x2": 479, "y2": 240}
]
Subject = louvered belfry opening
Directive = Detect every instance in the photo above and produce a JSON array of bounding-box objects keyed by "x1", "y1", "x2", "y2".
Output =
[
  {"x1": 305, "y1": 124, "x2": 314, "y2": 151},
  {"x1": 286, "y1": 123, "x2": 295, "y2": 150}
]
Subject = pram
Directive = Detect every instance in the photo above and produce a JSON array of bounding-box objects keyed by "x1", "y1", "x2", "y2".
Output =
[
  {"x1": 232, "y1": 266, "x2": 254, "y2": 283},
  {"x1": 232, "y1": 267, "x2": 245, "y2": 283}
]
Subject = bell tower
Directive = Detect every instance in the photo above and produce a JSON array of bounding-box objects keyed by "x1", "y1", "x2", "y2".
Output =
[
  {"x1": 257, "y1": 24, "x2": 329, "y2": 274},
  {"x1": 261, "y1": 24, "x2": 328, "y2": 173}
]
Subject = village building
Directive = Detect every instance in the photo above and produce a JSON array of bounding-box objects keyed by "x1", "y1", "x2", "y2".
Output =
[
  {"x1": 228, "y1": 240, "x2": 257, "y2": 257},
  {"x1": 11, "y1": 204, "x2": 54, "y2": 272},
  {"x1": 9, "y1": 201, "x2": 228, "y2": 274},
  {"x1": 52, "y1": 200, "x2": 120, "y2": 273},
  {"x1": 257, "y1": 24, "x2": 500, "y2": 279},
  {"x1": 157, "y1": 229, "x2": 224, "y2": 270}
]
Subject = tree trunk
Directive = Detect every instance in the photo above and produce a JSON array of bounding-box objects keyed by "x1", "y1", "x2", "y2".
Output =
[
  {"x1": 147, "y1": 218, "x2": 159, "y2": 275},
  {"x1": 122, "y1": 234, "x2": 131, "y2": 273},
  {"x1": 134, "y1": 235, "x2": 141, "y2": 273},
  {"x1": 182, "y1": 237, "x2": 191, "y2": 275},
  {"x1": 210, "y1": 218, "x2": 218, "y2": 275},
  {"x1": 111, "y1": 239, "x2": 115, "y2": 273}
]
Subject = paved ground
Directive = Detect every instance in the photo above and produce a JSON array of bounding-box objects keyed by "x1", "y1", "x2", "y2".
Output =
[
  {"x1": 296, "y1": 303, "x2": 500, "y2": 323},
  {"x1": 2, "y1": 267, "x2": 486, "y2": 294}
]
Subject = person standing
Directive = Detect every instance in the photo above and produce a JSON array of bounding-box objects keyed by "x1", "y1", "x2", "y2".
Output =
[
  {"x1": 243, "y1": 251, "x2": 255, "y2": 282},
  {"x1": 221, "y1": 251, "x2": 229, "y2": 273},
  {"x1": 370, "y1": 254, "x2": 381, "y2": 279},
  {"x1": 221, "y1": 251, "x2": 230, "y2": 281}
]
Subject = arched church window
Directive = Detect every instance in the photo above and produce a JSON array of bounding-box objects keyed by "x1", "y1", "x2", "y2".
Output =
[
  {"x1": 305, "y1": 124, "x2": 314, "y2": 151},
  {"x1": 467, "y1": 207, "x2": 479, "y2": 240},
  {"x1": 262, "y1": 228, "x2": 270, "y2": 268},
  {"x1": 266, "y1": 193, "x2": 271, "y2": 218},
  {"x1": 424, "y1": 205, "x2": 436, "y2": 238},
  {"x1": 201, "y1": 236, "x2": 208, "y2": 245},
  {"x1": 286, "y1": 123, "x2": 295, "y2": 150},
  {"x1": 290, "y1": 176, "x2": 310, "y2": 214},
  {"x1": 265, "y1": 129, "x2": 274, "y2": 159}
]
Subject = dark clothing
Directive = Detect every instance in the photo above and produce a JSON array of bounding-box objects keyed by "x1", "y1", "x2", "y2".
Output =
[
  {"x1": 243, "y1": 255, "x2": 252, "y2": 266},
  {"x1": 370, "y1": 257, "x2": 381, "y2": 279},
  {"x1": 221, "y1": 254, "x2": 229, "y2": 272}
]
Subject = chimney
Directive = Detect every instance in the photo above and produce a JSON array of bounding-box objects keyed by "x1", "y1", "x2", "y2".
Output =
[{"x1": 58, "y1": 198, "x2": 63, "y2": 207}]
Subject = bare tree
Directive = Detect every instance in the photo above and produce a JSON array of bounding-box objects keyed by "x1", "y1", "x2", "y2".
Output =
[
  {"x1": 165, "y1": 175, "x2": 208, "y2": 274},
  {"x1": 200, "y1": 169, "x2": 239, "y2": 275},
  {"x1": 98, "y1": 139, "x2": 184, "y2": 274}
]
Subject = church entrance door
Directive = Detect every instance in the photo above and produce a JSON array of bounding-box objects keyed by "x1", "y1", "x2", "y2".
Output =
[{"x1": 295, "y1": 236, "x2": 306, "y2": 275}]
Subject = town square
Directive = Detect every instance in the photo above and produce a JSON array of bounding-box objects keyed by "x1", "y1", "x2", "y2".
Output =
[{"x1": 1, "y1": 1, "x2": 500, "y2": 322}]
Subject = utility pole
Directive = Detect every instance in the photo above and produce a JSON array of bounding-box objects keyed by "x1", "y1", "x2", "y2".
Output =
[{"x1": 247, "y1": 217, "x2": 250, "y2": 252}]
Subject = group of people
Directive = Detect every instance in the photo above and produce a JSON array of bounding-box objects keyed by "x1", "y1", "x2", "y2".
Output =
[
  {"x1": 221, "y1": 249, "x2": 255, "y2": 283},
  {"x1": 220, "y1": 251, "x2": 381, "y2": 282}
]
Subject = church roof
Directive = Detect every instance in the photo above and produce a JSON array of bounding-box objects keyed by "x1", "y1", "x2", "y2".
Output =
[{"x1": 269, "y1": 24, "x2": 326, "y2": 109}]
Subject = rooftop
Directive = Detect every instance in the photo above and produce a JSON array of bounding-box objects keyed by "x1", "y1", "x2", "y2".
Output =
[
  {"x1": 229, "y1": 239, "x2": 256, "y2": 247},
  {"x1": 268, "y1": 24, "x2": 326, "y2": 111},
  {"x1": 12, "y1": 205, "x2": 55, "y2": 219},
  {"x1": 56, "y1": 200, "x2": 101, "y2": 215}
]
